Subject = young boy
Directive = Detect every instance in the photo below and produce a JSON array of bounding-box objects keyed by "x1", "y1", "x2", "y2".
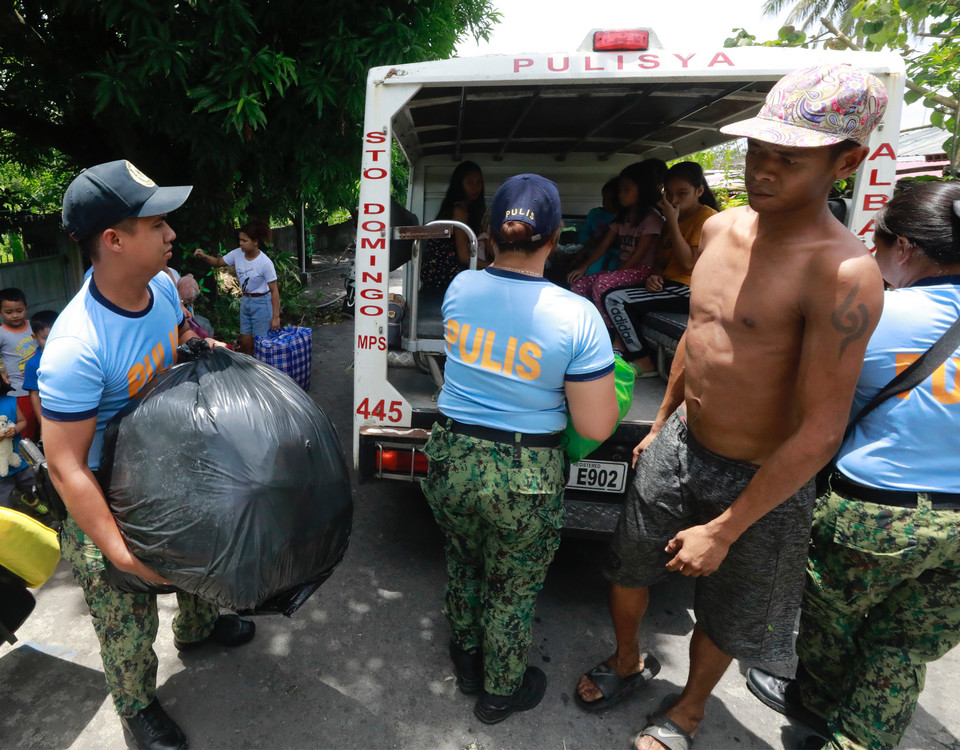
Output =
[
  {"x1": 573, "y1": 64, "x2": 888, "y2": 750},
  {"x1": 0, "y1": 379, "x2": 42, "y2": 515},
  {"x1": 21, "y1": 310, "x2": 58, "y2": 439},
  {"x1": 579, "y1": 177, "x2": 621, "y2": 275},
  {"x1": 0, "y1": 288, "x2": 38, "y2": 440}
]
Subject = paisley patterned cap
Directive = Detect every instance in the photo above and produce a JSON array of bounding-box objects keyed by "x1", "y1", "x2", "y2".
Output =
[{"x1": 721, "y1": 64, "x2": 887, "y2": 147}]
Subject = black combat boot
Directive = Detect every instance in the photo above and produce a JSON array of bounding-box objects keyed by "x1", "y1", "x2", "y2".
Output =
[
  {"x1": 473, "y1": 666, "x2": 546, "y2": 724},
  {"x1": 120, "y1": 699, "x2": 187, "y2": 750},
  {"x1": 174, "y1": 614, "x2": 255, "y2": 651},
  {"x1": 449, "y1": 639, "x2": 483, "y2": 695}
]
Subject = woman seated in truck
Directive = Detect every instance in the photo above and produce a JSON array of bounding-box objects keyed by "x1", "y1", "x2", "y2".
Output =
[
  {"x1": 565, "y1": 160, "x2": 666, "y2": 355},
  {"x1": 419, "y1": 161, "x2": 486, "y2": 295},
  {"x1": 602, "y1": 161, "x2": 719, "y2": 375},
  {"x1": 422, "y1": 174, "x2": 618, "y2": 726}
]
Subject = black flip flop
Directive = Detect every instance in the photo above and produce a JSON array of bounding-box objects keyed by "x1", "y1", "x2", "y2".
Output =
[
  {"x1": 634, "y1": 712, "x2": 693, "y2": 750},
  {"x1": 574, "y1": 653, "x2": 661, "y2": 713}
]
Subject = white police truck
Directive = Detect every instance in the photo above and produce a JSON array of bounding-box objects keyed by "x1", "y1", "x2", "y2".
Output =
[{"x1": 353, "y1": 29, "x2": 905, "y2": 536}]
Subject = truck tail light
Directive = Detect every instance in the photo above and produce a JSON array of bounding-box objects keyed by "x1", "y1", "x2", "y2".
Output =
[{"x1": 377, "y1": 447, "x2": 429, "y2": 475}]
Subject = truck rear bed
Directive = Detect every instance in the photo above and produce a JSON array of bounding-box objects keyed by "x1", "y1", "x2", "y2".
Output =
[{"x1": 361, "y1": 355, "x2": 668, "y2": 537}]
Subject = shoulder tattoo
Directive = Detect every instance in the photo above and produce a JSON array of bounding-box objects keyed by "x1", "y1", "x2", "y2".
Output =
[{"x1": 830, "y1": 282, "x2": 869, "y2": 359}]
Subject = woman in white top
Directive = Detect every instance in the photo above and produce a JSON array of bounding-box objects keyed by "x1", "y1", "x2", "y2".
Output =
[{"x1": 194, "y1": 220, "x2": 280, "y2": 354}]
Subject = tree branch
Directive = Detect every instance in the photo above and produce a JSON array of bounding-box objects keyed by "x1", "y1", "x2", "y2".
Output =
[{"x1": 821, "y1": 17, "x2": 959, "y2": 112}]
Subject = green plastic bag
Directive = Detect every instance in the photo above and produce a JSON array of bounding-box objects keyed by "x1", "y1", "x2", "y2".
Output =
[{"x1": 562, "y1": 355, "x2": 636, "y2": 463}]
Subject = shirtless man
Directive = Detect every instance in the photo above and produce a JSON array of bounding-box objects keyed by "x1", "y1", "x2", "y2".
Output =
[{"x1": 573, "y1": 64, "x2": 889, "y2": 750}]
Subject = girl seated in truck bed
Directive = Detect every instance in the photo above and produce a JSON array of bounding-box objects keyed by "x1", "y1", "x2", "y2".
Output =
[
  {"x1": 602, "y1": 161, "x2": 719, "y2": 375},
  {"x1": 566, "y1": 159, "x2": 666, "y2": 370},
  {"x1": 420, "y1": 161, "x2": 487, "y2": 296}
]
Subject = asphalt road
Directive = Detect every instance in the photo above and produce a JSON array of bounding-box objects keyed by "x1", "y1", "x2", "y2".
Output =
[{"x1": 3, "y1": 314, "x2": 958, "y2": 750}]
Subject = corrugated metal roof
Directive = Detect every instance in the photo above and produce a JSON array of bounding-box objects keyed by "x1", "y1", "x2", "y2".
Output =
[
  {"x1": 398, "y1": 80, "x2": 774, "y2": 164},
  {"x1": 898, "y1": 126, "x2": 950, "y2": 158}
]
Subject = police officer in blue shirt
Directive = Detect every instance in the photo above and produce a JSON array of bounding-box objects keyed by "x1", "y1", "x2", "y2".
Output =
[
  {"x1": 747, "y1": 181, "x2": 960, "y2": 750},
  {"x1": 422, "y1": 174, "x2": 619, "y2": 724},
  {"x1": 40, "y1": 161, "x2": 255, "y2": 750}
]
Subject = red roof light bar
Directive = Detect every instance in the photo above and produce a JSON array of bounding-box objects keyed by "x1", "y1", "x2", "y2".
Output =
[{"x1": 593, "y1": 30, "x2": 649, "y2": 52}]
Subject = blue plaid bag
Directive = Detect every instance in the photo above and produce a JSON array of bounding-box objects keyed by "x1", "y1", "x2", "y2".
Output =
[{"x1": 254, "y1": 326, "x2": 313, "y2": 390}]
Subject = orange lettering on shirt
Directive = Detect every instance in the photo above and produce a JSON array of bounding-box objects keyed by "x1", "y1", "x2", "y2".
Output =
[
  {"x1": 127, "y1": 362, "x2": 147, "y2": 398},
  {"x1": 445, "y1": 319, "x2": 460, "y2": 353},
  {"x1": 932, "y1": 357, "x2": 960, "y2": 405},
  {"x1": 151, "y1": 342, "x2": 164, "y2": 370},
  {"x1": 480, "y1": 330, "x2": 503, "y2": 373},
  {"x1": 895, "y1": 353, "x2": 920, "y2": 399},
  {"x1": 515, "y1": 342, "x2": 542, "y2": 380},
  {"x1": 458, "y1": 324, "x2": 484, "y2": 364},
  {"x1": 503, "y1": 337, "x2": 518, "y2": 375},
  {"x1": 169, "y1": 331, "x2": 179, "y2": 364}
]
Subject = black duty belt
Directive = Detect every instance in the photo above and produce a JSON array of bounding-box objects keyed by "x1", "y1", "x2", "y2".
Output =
[
  {"x1": 443, "y1": 419, "x2": 562, "y2": 449},
  {"x1": 831, "y1": 472, "x2": 960, "y2": 510}
]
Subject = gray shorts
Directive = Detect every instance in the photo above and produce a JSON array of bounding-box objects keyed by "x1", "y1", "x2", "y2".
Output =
[{"x1": 604, "y1": 412, "x2": 815, "y2": 662}]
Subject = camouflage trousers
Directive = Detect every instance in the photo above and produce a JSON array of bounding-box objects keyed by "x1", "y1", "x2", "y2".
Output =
[
  {"x1": 59, "y1": 514, "x2": 219, "y2": 716},
  {"x1": 796, "y1": 489, "x2": 960, "y2": 750},
  {"x1": 422, "y1": 421, "x2": 565, "y2": 695}
]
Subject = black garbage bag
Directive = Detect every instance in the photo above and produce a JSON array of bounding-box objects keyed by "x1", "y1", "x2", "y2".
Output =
[
  {"x1": 0, "y1": 568, "x2": 35, "y2": 646},
  {"x1": 99, "y1": 346, "x2": 352, "y2": 615}
]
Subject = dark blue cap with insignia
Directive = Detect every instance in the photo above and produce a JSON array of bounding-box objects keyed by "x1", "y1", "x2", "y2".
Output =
[
  {"x1": 62, "y1": 160, "x2": 192, "y2": 242},
  {"x1": 490, "y1": 174, "x2": 562, "y2": 243}
]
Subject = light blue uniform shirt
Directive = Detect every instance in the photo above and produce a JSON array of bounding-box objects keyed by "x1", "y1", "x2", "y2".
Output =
[
  {"x1": 39, "y1": 272, "x2": 183, "y2": 470},
  {"x1": 438, "y1": 268, "x2": 614, "y2": 434},
  {"x1": 836, "y1": 277, "x2": 960, "y2": 492}
]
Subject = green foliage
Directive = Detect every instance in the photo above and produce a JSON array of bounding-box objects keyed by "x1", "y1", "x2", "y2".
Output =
[
  {"x1": 0, "y1": 149, "x2": 72, "y2": 215},
  {"x1": 730, "y1": 0, "x2": 960, "y2": 171},
  {"x1": 271, "y1": 248, "x2": 315, "y2": 326},
  {"x1": 724, "y1": 28, "x2": 758, "y2": 47},
  {"x1": 0, "y1": 232, "x2": 25, "y2": 263},
  {"x1": 717, "y1": 190, "x2": 750, "y2": 210},
  {"x1": 392, "y1": 141, "x2": 411, "y2": 205},
  {"x1": 0, "y1": 150, "x2": 71, "y2": 263},
  {"x1": 200, "y1": 286, "x2": 241, "y2": 345},
  {"x1": 898, "y1": 174, "x2": 959, "y2": 183},
  {"x1": 762, "y1": 0, "x2": 860, "y2": 34},
  {"x1": 0, "y1": 0, "x2": 502, "y2": 248}
]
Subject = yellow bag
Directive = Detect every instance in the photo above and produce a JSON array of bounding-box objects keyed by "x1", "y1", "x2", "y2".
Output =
[{"x1": 0, "y1": 507, "x2": 60, "y2": 588}]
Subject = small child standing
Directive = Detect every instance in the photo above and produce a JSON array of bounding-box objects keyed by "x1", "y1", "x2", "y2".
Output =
[
  {"x1": 21, "y1": 309, "x2": 58, "y2": 439},
  {"x1": 0, "y1": 379, "x2": 41, "y2": 514},
  {"x1": 0, "y1": 288, "x2": 38, "y2": 440}
]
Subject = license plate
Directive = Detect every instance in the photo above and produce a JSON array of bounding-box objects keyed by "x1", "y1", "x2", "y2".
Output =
[{"x1": 567, "y1": 460, "x2": 628, "y2": 494}]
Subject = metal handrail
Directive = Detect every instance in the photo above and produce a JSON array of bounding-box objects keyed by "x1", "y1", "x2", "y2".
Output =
[{"x1": 398, "y1": 220, "x2": 478, "y2": 354}]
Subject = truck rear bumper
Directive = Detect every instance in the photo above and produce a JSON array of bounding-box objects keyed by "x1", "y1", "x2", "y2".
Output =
[{"x1": 359, "y1": 419, "x2": 650, "y2": 536}]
